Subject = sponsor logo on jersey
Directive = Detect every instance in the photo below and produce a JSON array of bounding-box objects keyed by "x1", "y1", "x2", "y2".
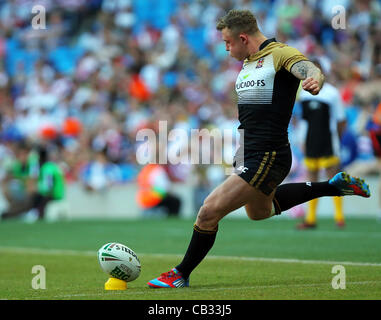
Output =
[
  {"x1": 236, "y1": 79, "x2": 265, "y2": 90},
  {"x1": 256, "y1": 57, "x2": 264, "y2": 68}
]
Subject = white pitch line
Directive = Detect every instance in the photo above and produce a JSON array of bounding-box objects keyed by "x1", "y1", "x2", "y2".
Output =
[{"x1": 1, "y1": 246, "x2": 381, "y2": 267}]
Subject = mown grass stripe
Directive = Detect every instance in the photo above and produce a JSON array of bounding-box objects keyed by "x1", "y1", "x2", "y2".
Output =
[{"x1": 1, "y1": 246, "x2": 381, "y2": 267}]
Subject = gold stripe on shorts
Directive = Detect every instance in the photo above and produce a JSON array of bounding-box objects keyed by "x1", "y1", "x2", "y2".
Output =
[
  {"x1": 255, "y1": 151, "x2": 277, "y2": 188},
  {"x1": 249, "y1": 152, "x2": 269, "y2": 186}
]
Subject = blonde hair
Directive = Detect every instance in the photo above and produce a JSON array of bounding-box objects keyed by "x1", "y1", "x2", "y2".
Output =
[{"x1": 216, "y1": 9, "x2": 259, "y2": 36}]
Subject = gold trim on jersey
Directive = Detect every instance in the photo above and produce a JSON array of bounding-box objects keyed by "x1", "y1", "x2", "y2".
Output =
[{"x1": 244, "y1": 42, "x2": 308, "y2": 72}]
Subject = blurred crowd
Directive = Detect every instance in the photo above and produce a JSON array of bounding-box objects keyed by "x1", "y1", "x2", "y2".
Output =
[{"x1": 0, "y1": 0, "x2": 381, "y2": 199}]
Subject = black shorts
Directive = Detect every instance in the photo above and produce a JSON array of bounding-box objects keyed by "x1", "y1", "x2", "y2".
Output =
[{"x1": 233, "y1": 143, "x2": 292, "y2": 195}]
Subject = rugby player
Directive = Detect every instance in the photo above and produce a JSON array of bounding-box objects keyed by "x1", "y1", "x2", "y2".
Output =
[
  {"x1": 296, "y1": 60, "x2": 347, "y2": 229},
  {"x1": 148, "y1": 9, "x2": 370, "y2": 288}
]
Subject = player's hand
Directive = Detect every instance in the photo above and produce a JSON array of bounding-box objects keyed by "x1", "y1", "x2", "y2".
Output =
[{"x1": 302, "y1": 77, "x2": 321, "y2": 95}]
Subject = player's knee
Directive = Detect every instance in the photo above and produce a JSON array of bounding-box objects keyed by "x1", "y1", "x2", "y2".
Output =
[{"x1": 196, "y1": 202, "x2": 220, "y2": 229}]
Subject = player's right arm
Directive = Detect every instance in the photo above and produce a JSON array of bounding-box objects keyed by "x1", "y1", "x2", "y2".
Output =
[
  {"x1": 290, "y1": 61, "x2": 325, "y2": 95},
  {"x1": 273, "y1": 45, "x2": 325, "y2": 96}
]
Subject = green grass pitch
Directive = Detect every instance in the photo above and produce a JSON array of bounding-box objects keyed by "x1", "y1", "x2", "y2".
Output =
[{"x1": 0, "y1": 217, "x2": 381, "y2": 300}]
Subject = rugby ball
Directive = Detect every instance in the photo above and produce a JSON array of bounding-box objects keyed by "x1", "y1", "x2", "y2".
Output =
[{"x1": 98, "y1": 243, "x2": 141, "y2": 282}]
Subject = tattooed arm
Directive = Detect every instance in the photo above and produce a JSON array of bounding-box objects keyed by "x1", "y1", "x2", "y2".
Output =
[{"x1": 290, "y1": 60, "x2": 325, "y2": 95}]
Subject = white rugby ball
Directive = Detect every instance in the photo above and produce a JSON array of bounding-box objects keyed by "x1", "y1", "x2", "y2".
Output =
[{"x1": 98, "y1": 243, "x2": 141, "y2": 282}]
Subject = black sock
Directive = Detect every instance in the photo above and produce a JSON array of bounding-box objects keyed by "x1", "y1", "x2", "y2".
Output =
[
  {"x1": 273, "y1": 181, "x2": 341, "y2": 213},
  {"x1": 175, "y1": 224, "x2": 218, "y2": 279}
]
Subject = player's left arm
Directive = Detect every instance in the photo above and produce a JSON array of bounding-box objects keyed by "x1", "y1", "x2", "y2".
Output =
[{"x1": 290, "y1": 61, "x2": 325, "y2": 95}]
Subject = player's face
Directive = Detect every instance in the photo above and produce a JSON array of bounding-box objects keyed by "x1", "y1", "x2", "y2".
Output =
[{"x1": 221, "y1": 28, "x2": 248, "y2": 61}]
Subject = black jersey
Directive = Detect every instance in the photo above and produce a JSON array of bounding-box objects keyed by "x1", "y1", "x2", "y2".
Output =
[
  {"x1": 299, "y1": 82, "x2": 346, "y2": 158},
  {"x1": 235, "y1": 39, "x2": 308, "y2": 151}
]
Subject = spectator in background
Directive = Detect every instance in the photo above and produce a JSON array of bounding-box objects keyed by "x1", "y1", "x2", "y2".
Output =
[
  {"x1": 80, "y1": 148, "x2": 122, "y2": 192},
  {"x1": 1, "y1": 140, "x2": 39, "y2": 216},
  {"x1": 136, "y1": 163, "x2": 181, "y2": 217},
  {"x1": 33, "y1": 146, "x2": 66, "y2": 220},
  {"x1": 0, "y1": 0, "x2": 380, "y2": 216},
  {"x1": 1, "y1": 145, "x2": 65, "y2": 221}
]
